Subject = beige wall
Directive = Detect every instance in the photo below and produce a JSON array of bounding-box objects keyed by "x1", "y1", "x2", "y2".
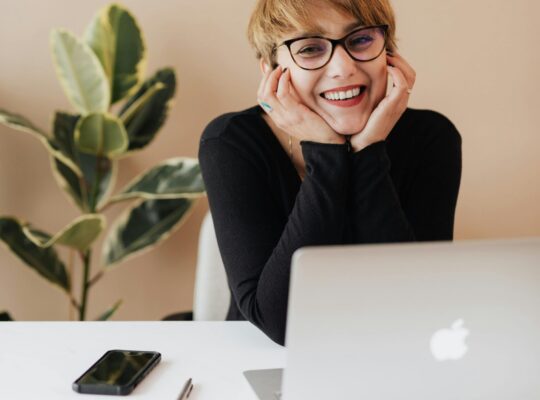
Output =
[{"x1": 1, "y1": 0, "x2": 538, "y2": 320}]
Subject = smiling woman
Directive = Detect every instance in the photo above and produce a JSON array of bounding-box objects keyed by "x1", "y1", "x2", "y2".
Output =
[{"x1": 198, "y1": 0, "x2": 462, "y2": 346}]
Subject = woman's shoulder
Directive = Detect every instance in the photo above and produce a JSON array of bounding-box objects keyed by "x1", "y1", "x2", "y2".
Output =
[
  {"x1": 397, "y1": 107, "x2": 462, "y2": 148},
  {"x1": 198, "y1": 105, "x2": 273, "y2": 172},
  {"x1": 200, "y1": 105, "x2": 262, "y2": 145}
]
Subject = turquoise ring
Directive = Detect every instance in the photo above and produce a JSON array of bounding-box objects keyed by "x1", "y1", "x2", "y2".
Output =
[{"x1": 260, "y1": 101, "x2": 273, "y2": 112}]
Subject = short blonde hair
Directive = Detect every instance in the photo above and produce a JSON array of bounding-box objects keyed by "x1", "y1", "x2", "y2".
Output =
[{"x1": 247, "y1": 0, "x2": 398, "y2": 66}]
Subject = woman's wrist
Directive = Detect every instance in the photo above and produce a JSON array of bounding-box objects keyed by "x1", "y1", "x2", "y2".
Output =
[
  {"x1": 350, "y1": 136, "x2": 372, "y2": 152},
  {"x1": 324, "y1": 136, "x2": 347, "y2": 145},
  {"x1": 299, "y1": 134, "x2": 346, "y2": 145}
]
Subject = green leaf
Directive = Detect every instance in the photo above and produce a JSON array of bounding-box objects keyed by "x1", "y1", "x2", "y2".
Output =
[
  {"x1": 118, "y1": 81, "x2": 164, "y2": 126},
  {"x1": 0, "y1": 217, "x2": 70, "y2": 292},
  {"x1": 110, "y1": 157, "x2": 205, "y2": 203},
  {"x1": 23, "y1": 214, "x2": 105, "y2": 251},
  {"x1": 0, "y1": 108, "x2": 81, "y2": 175},
  {"x1": 50, "y1": 29, "x2": 110, "y2": 114},
  {"x1": 85, "y1": 3, "x2": 146, "y2": 104},
  {"x1": 52, "y1": 111, "x2": 80, "y2": 161},
  {"x1": 0, "y1": 312, "x2": 14, "y2": 321},
  {"x1": 50, "y1": 112, "x2": 87, "y2": 210},
  {"x1": 96, "y1": 299, "x2": 123, "y2": 321},
  {"x1": 51, "y1": 112, "x2": 117, "y2": 211},
  {"x1": 52, "y1": 154, "x2": 117, "y2": 212},
  {"x1": 22, "y1": 227, "x2": 52, "y2": 243},
  {"x1": 103, "y1": 198, "x2": 194, "y2": 268},
  {"x1": 75, "y1": 112, "x2": 128, "y2": 157},
  {"x1": 118, "y1": 68, "x2": 176, "y2": 153}
]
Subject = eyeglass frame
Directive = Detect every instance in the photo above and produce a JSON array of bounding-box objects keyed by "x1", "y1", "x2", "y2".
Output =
[{"x1": 273, "y1": 24, "x2": 389, "y2": 71}]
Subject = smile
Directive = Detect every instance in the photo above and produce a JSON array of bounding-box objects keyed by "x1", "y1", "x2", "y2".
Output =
[{"x1": 320, "y1": 85, "x2": 367, "y2": 107}]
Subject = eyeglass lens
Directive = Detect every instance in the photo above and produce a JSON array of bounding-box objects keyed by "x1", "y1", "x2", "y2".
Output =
[{"x1": 289, "y1": 26, "x2": 386, "y2": 70}]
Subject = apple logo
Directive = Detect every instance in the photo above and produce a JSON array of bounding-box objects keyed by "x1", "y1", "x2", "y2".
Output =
[{"x1": 430, "y1": 319, "x2": 470, "y2": 362}]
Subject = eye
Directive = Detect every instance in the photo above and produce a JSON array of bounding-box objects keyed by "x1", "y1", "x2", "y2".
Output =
[
  {"x1": 296, "y1": 45, "x2": 326, "y2": 57},
  {"x1": 348, "y1": 34, "x2": 374, "y2": 49},
  {"x1": 291, "y1": 39, "x2": 329, "y2": 58}
]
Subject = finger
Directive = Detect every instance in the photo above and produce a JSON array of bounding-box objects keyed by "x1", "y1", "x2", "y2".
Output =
[
  {"x1": 263, "y1": 65, "x2": 283, "y2": 100},
  {"x1": 276, "y1": 68, "x2": 289, "y2": 100},
  {"x1": 387, "y1": 56, "x2": 415, "y2": 89},
  {"x1": 387, "y1": 65, "x2": 408, "y2": 90},
  {"x1": 258, "y1": 65, "x2": 282, "y2": 101},
  {"x1": 286, "y1": 78, "x2": 303, "y2": 103},
  {"x1": 387, "y1": 66, "x2": 411, "y2": 101},
  {"x1": 274, "y1": 71, "x2": 317, "y2": 128},
  {"x1": 257, "y1": 65, "x2": 274, "y2": 99},
  {"x1": 276, "y1": 68, "x2": 301, "y2": 104},
  {"x1": 279, "y1": 75, "x2": 308, "y2": 114},
  {"x1": 387, "y1": 50, "x2": 411, "y2": 66},
  {"x1": 275, "y1": 70, "x2": 305, "y2": 117},
  {"x1": 258, "y1": 67, "x2": 285, "y2": 114},
  {"x1": 387, "y1": 53, "x2": 416, "y2": 89}
]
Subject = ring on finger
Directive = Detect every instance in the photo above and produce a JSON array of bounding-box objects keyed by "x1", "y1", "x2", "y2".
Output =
[{"x1": 259, "y1": 101, "x2": 273, "y2": 112}]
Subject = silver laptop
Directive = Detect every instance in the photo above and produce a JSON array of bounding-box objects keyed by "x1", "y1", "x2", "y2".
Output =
[
  {"x1": 246, "y1": 237, "x2": 540, "y2": 399},
  {"x1": 243, "y1": 368, "x2": 283, "y2": 400}
]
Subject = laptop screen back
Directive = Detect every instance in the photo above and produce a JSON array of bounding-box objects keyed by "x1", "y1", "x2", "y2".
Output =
[{"x1": 282, "y1": 238, "x2": 540, "y2": 399}]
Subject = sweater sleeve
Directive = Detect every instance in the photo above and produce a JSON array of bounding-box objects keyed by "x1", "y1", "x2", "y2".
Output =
[
  {"x1": 347, "y1": 116, "x2": 462, "y2": 243},
  {"x1": 400, "y1": 118, "x2": 462, "y2": 240},
  {"x1": 199, "y1": 135, "x2": 349, "y2": 345}
]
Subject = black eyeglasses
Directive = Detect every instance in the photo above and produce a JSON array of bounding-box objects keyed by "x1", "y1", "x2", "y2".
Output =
[{"x1": 275, "y1": 24, "x2": 389, "y2": 71}]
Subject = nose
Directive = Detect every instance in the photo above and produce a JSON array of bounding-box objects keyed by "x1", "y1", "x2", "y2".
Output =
[{"x1": 325, "y1": 44, "x2": 357, "y2": 79}]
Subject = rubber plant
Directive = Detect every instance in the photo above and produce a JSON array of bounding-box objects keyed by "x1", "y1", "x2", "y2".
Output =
[{"x1": 0, "y1": 3, "x2": 205, "y2": 321}]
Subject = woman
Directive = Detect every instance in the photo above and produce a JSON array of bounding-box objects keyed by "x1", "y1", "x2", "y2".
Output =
[{"x1": 198, "y1": 0, "x2": 462, "y2": 346}]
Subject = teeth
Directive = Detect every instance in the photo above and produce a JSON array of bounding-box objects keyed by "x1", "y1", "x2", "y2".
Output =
[{"x1": 323, "y1": 86, "x2": 363, "y2": 101}]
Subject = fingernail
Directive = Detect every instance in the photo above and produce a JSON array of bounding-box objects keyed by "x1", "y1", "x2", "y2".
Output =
[{"x1": 283, "y1": 67, "x2": 288, "y2": 73}]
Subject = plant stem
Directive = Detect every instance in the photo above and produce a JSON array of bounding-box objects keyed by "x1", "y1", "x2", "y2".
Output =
[
  {"x1": 68, "y1": 249, "x2": 75, "y2": 320},
  {"x1": 90, "y1": 155, "x2": 105, "y2": 212},
  {"x1": 78, "y1": 174, "x2": 90, "y2": 213},
  {"x1": 69, "y1": 295, "x2": 80, "y2": 310},
  {"x1": 88, "y1": 270, "x2": 105, "y2": 288},
  {"x1": 79, "y1": 250, "x2": 92, "y2": 321},
  {"x1": 97, "y1": 200, "x2": 113, "y2": 214}
]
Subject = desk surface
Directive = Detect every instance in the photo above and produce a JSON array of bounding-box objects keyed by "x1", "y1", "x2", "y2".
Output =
[{"x1": 0, "y1": 322, "x2": 285, "y2": 399}]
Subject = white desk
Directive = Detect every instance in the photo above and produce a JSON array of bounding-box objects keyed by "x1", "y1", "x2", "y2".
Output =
[{"x1": 0, "y1": 322, "x2": 285, "y2": 399}]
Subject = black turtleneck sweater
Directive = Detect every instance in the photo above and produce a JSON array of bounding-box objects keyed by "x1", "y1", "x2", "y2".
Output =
[{"x1": 198, "y1": 105, "x2": 462, "y2": 345}]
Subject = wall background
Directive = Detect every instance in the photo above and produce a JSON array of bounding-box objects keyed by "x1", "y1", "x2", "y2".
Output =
[{"x1": 1, "y1": 0, "x2": 539, "y2": 320}]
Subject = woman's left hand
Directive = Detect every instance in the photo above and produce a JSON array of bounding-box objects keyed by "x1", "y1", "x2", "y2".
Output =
[{"x1": 349, "y1": 51, "x2": 416, "y2": 152}]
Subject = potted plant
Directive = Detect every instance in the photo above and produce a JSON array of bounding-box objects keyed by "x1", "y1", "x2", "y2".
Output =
[{"x1": 0, "y1": 3, "x2": 205, "y2": 321}]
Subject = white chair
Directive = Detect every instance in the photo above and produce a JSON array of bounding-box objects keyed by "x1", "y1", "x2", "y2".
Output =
[{"x1": 192, "y1": 211, "x2": 231, "y2": 321}]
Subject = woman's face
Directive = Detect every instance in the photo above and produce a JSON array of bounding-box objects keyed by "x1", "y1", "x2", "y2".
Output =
[{"x1": 274, "y1": 7, "x2": 389, "y2": 135}]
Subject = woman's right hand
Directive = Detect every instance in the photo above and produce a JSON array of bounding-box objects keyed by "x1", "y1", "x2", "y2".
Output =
[{"x1": 257, "y1": 65, "x2": 345, "y2": 145}]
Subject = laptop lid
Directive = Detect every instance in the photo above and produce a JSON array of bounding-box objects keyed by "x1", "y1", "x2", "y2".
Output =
[{"x1": 282, "y1": 237, "x2": 540, "y2": 399}]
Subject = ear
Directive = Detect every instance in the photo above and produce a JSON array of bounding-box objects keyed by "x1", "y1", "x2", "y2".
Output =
[{"x1": 259, "y1": 58, "x2": 271, "y2": 75}]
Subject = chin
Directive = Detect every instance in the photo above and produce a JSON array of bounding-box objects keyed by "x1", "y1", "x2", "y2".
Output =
[{"x1": 327, "y1": 114, "x2": 369, "y2": 136}]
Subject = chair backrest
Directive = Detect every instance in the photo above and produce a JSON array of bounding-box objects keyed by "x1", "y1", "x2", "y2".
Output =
[{"x1": 193, "y1": 211, "x2": 231, "y2": 321}]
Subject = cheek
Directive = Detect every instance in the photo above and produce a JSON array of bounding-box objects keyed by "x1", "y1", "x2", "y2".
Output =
[
  {"x1": 276, "y1": 51, "x2": 320, "y2": 102},
  {"x1": 289, "y1": 71, "x2": 320, "y2": 102},
  {"x1": 371, "y1": 65, "x2": 389, "y2": 102}
]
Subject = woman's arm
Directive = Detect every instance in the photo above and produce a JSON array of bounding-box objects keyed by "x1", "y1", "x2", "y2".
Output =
[
  {"x1": 345, "y1": 51, "x2": 461, "y2": 242},
  {"x1": 199, "y1": 131, "x2": 349, "y2": 345},
  {"x1": 347, "y1": 140, "x2": 415, "y2": 243},
  {"x1": 347, "y1": 113, "x2": 462, "y2": 243}
]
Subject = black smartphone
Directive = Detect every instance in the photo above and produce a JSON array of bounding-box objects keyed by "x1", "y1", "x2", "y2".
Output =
[{"x1": 72, "y1": 350, "x2": 161, "y2": 395}]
